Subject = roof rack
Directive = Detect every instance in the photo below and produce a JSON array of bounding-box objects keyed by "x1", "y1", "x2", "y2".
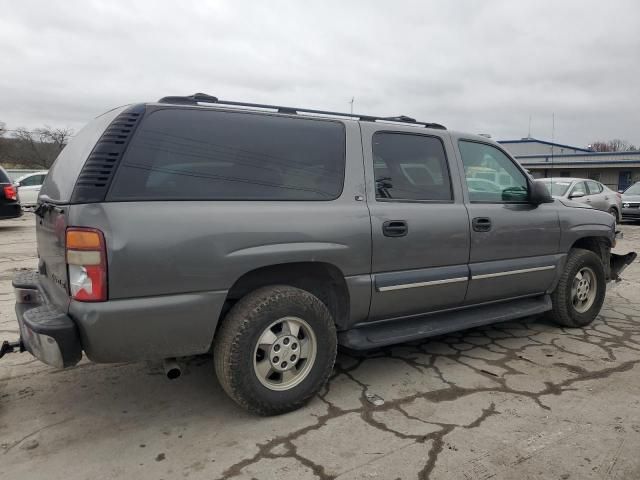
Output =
[{"x1": 157, "y1": 93, "x2": 446, "y2": 130}]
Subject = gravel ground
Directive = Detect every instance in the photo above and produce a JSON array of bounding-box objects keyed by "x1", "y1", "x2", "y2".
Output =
[{"x1": 1, "y1": 213, "x2": 640, "y2": 479}]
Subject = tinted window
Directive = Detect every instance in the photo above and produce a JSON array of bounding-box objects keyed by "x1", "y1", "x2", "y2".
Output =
[
  {"x1": 109, "y1": 109, "x2": 345, "y2": 201},
  {"x1": 586, "y1": 180, "x2": 602, "y2": 194},
  {"x1": 372, "y1": 133, "x2": 452, "y2": 201},
  {"x1": 0, "y1": 168, "x2": 9, "y2": 183},
  {"x1": 459, "y1": 141, "x2": 528, "y2": 202}
]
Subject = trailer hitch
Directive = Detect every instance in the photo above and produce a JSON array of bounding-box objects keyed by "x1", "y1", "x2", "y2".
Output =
[{"x1": 0, "y1": 339, "x2": 24, "y2": 359}]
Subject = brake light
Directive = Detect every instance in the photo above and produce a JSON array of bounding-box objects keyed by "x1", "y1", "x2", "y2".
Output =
[
  {"x1": 66, "y1": 228, "x2": 107, "y2": 302},
  {"x1": 3, "y1": 185, "x2": 17, "y2": 201}
]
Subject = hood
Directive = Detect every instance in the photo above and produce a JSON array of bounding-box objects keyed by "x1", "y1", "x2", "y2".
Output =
[
  {"x1": 556, "y1": 198, "x2": 594, "y2": 209},
  {"x1": 622, "y1": 194, "x2": 640, "y2": 203}
]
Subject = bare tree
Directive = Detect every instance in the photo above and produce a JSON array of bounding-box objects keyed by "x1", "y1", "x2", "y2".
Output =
[
  {"x1": 10, "y1": 126, "x2": 73, "y2": 169},
  {"x1": 590, "y1": 139, "x2": 637, "y2": 152}
]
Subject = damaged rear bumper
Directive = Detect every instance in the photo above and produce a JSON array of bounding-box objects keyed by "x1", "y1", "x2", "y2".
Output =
[{"x1": 11, "y1": 270, "x2": 82, "y2": 368}]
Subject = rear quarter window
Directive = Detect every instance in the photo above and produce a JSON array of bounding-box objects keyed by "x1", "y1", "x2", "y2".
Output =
[{"x1": 108, "y1": 108, "x2": 346, "y2": 201}]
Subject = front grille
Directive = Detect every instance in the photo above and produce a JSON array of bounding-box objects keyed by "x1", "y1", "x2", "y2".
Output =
[{"x1": 70, "y1": 105, "x2": 145, "y2": 203}]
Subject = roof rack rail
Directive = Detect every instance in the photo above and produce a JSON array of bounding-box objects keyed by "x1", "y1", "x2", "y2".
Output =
[{"x1": 157, "y1": 93, "x2": 446, "y2": 130}]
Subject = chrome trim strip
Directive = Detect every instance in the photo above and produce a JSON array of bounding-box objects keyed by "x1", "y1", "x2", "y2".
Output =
[
  {"x1": 377, "y1": 276, "x2": 468, "y2": 292},
  {"x1": 472, "y1": 265, "x2": 555, "y2": 280}
]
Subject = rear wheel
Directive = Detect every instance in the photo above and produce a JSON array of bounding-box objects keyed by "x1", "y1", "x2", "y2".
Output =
[
  {"x1": 214, "y1": 285, "x2": 337, "y2": 415},
  {"x1": 549, "y1": 248, "x2": 606, "y2": 327}
]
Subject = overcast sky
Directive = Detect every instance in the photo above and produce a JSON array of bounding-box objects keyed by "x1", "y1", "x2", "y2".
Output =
[{"x1": 2, "y1": 0, "x2": 639, "y2": 147}]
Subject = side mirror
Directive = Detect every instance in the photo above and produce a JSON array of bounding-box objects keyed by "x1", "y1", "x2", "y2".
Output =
[
  {"x1": 569, "y1": 191, "x2": 585, "y2": 199},
  {"x1": 529, "y1": 180, "x2": 554, "y2": 205}
]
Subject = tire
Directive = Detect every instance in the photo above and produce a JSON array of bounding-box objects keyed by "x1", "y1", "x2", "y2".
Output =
[
  {"x1": 214, "y1": 285, "x2": 337, "y2": 416},
  {"x1": 549, "y1": 248, "x2": 606, "y2": 328},
  {"x1": 608, "y1": 207, "x2": 619, "y2": 224}
]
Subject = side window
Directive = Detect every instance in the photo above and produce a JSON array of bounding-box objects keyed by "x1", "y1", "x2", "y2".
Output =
[
  {"x1": 108, "y1": 109, "x2": 346, "y2": 201},
  {"x1": 19, "y1": 175, "x2": 39, "y2": 186},
  {"x1": 586, "y1": 180, "x2": 602, "y2": 194},
  {"x1": 458, "y1": 141, "x2": 528, "y2": 202},
  {"x1": 36, "y1": 174, "x2": 47, "y2": 185},
  {"x1": 570, "y1": 182, "x2": 587, "y2": 197},
  {"x1": 372, "y1": 132, "x2": 452, "y2": 201}
]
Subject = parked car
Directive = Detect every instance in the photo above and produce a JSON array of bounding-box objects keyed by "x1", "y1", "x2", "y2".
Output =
[
  {"x1": 621, "y1": 182, "x2": 640, "y2": 222},
  {"x1": 539, "y1": 178, "x2": 622, "y2": 222},
  {"x1": 8, "y1": 94, "x2": 637, "y2": 415},
  {"x1": 14, "y1": 171, "x2": 48, "y2": 207},
  {"x1": 0, "y1": 166, "x2": 22, "y2": 220}
]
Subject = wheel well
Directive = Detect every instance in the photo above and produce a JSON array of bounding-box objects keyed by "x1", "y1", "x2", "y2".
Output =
[
  {"x1": 570, "y1": 236, "x2": 611, "y2": 277},
  {"x1": 220, "y1": 262, "x2": 350, "y2": 330}
]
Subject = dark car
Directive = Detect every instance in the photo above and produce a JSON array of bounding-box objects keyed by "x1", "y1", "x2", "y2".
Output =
[{"x1": 0, "y1": 166, "x2": 22, "y2": 220}]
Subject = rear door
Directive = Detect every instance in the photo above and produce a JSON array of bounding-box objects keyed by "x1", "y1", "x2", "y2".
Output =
[
  {"x1": 362, "y1": 123, "x2": 470, "y2": 322},
  {"x1": 454, "y1": 138, "x2": 561, "y2": 304},
  {"x1": 585, "y1": 180, "x2": 608, "y2": 211}
]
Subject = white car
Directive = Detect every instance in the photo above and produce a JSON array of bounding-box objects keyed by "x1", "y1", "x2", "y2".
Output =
[{"x1": 14, "y1": 171, "x2": 48, "y2": 207}]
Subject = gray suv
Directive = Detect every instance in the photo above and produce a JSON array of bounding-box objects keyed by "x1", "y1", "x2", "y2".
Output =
[{"x1": 9, "y1": 94, "x2": 637, "y2": 415}]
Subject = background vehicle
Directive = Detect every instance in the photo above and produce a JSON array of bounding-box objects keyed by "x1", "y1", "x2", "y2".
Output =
[
  {"x1": 13, "y1": 171, "x2": 48, "y2": 207},
  {"x1": 0, "y1": 166, "x2": 22, "y2": 220},
  {"x1": 621, "y1": 182, "x2": 640, "y2": 222},
  {"x1": 540, "y1": 178, "x2": 622, "y2": 222},
  {"x1": 10, "y1": 94, "x2": 636, "y2": 415}
]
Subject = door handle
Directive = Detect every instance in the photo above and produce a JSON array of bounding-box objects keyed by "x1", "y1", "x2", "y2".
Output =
[
  {"x1": 382, "y1": 220, "x2": 408, "y2": 237},
  {"x1": 472, "y1": 217, "x2": 492, "y2": 232}
]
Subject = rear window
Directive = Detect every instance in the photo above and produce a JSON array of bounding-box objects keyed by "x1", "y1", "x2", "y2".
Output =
[{"x1": 108, "y1": 109, "x2": 346, "y2": 201}]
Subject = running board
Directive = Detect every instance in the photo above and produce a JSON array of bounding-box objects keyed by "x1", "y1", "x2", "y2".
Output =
[{"x1": 339, "y1": 295, "x2": 552, "y2": 350}]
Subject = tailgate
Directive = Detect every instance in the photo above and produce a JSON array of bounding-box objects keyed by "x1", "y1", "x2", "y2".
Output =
[{"x1": 35, "y1": 202, "x2": 72, "y2": 310}]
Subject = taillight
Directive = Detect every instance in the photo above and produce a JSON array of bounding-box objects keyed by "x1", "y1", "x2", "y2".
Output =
[
  {"x1": 3, "y1": 185, "x2": 17, "y2": 201},
  {"x1": 66, "y1": 228, "x2": 107, "y2": 302}
]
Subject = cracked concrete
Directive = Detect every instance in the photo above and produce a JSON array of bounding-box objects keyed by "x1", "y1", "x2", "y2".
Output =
[{"x1": 1, "y1": 214, "x2": 640, "y2": 479}]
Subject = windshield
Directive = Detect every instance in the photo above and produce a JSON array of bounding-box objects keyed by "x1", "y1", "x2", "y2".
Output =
[
  {"x1": 625, "y1": 183, "x2": 640, "y2": 195},
  {"x1": 541, "y1": 179, "x2": 572, "y2": 196}
]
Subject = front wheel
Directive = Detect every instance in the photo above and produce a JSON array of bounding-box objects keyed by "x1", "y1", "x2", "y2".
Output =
[
  {"x1": 549, "y1": 248, "x2": 606, "y2": 327},
  {"x1": 214, "y1": 285, "x2": 337, "y2": 416}
]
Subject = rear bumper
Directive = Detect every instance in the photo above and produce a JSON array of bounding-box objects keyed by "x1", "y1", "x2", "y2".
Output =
[
  {"x1": 0, "y1": 202, "x2": 22, "y2": 219},
  {"x1": 13, "y1": 271, "x2": 82, "y2": 368},
  {"x1": 12, "y1": 269, "x2": 228, "y2": 365}
]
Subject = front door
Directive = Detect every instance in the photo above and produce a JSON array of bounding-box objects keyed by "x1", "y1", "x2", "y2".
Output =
[
  {"x1": 362, "y1": 124, "x2": 470, "y2": 322},
  {"x1": 454, "y1": 138, "x2": 561, "y2": 304}
]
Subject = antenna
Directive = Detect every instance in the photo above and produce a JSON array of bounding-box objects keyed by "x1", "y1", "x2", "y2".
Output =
[
  {"x1": 551, "y1": 113, "x2": 555, "y2": 170},
  {"x1": 528, "y1": 115, "x2": 532, "y2": 138},
  {"x1": 349, "y1": 97, "x2": 354, "y2": 114}
]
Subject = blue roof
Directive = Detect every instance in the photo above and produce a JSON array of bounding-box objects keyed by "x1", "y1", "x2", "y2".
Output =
[
  {"x1": 516, "y1": 150, "x2": 640, "y2": 159},
  {"x1": 519, "y1": 159, "x2": 640, "y2": 167},
  {"x1": 499, "y1": 138, "x2": 591, "y2": 153}
]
